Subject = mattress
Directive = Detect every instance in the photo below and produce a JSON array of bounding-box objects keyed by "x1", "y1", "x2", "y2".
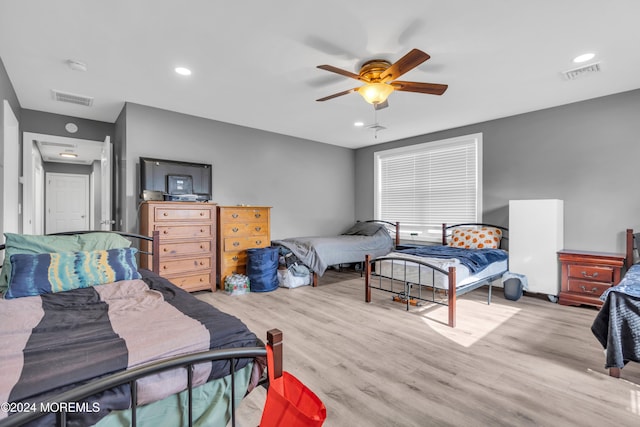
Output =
[
  {"x1": 375, "y1": 251, "x2": 508, "y2": 290},
  {"x1": 273, "y1": 226, "x2": 394, "y2": 276}
]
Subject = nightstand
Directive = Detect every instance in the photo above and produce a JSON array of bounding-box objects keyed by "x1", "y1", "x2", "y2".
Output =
[{"x1": 557, "y1": 250, "x2": 625, "y2": 308}]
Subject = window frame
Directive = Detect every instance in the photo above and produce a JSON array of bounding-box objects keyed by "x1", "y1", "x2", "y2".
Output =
[{"x1": 373, "y1": 133, "x2": 483, "y2": 243}]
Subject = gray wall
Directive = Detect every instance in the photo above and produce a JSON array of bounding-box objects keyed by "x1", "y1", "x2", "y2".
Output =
[
  {"x1": 119, "y1": 103, "x2": 355, "y2": 239},
  {"x1": 21, "y1": 109, "x2": 114, "y2": 142},
  {"x1": 355, "y1": 89, "x2": 640, "y2": 253},
  {"x1": 0, "y1": 59, "x2": 20, "y2": 124}
]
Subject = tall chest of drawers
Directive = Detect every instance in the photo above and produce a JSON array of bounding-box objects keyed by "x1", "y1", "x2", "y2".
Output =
[
  {"x1": 139, "y1": 201, "x2": 216, "y2": 292},
  {"x1": 217, "y1": 206, "x2": 271, "y2": 290}
]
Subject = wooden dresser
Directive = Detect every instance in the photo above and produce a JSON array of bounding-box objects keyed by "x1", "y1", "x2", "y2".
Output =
[
  {"x1": 217, "y1": 206, "x2": 271, "y2": 290},
  {"x1": 139, "y1": 201, "x2": 216, "y2": 292},
  {"x1": 557, "y1": 249, "x2": 625, "y2": 308}
]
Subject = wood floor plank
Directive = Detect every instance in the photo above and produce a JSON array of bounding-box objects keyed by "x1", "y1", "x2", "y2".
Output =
[{"x1": 199, "y1": 270, "x2": 640, "y2": 426}]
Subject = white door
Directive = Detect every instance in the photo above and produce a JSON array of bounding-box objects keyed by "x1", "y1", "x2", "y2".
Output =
[
  {"x1": 46, "y1": 173, "x2": 90, "y2": 233},
  {"x1": 100, "y1": 136, "x2": 112, "y2": 230}
]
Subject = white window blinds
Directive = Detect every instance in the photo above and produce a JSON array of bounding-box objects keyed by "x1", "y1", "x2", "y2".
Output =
[{"x1": 374, "y1": 133, "x2": 482, "y2": 242}]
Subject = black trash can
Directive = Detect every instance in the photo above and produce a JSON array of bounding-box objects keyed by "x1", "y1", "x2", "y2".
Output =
[
  {"x1": 503, "y1": 277, "x2": 524, "y2": 301},
  {"x1": 246, "y1": 246, "x2": 279, "y2": 292}
]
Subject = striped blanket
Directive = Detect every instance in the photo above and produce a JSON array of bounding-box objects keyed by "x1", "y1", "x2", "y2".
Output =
[{"x1": 0, "y1": 269, "x2": 259, "y2": 426}]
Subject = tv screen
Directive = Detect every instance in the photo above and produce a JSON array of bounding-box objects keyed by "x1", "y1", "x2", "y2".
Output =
[{"x1": 140, "y1": 157, "x2": 212, "y2": 201}]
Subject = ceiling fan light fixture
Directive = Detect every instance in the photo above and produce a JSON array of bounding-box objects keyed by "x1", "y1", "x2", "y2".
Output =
[{"x1": 358, "y1": 83, "x2": 394, "y2": 105}]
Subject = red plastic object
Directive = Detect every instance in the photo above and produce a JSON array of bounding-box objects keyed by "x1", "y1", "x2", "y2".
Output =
[{"x1": 260, "y1": 345, "x2": 326, "y2": 427}]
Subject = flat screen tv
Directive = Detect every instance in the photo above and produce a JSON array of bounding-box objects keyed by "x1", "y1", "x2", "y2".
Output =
[{"x1": 139, "y1": 157, "x2": 212, "y2": 201}]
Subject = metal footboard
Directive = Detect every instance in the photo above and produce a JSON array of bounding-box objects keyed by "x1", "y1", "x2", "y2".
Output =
[{"x1": 365, "y1": 254, "x2": 502, "y2": 328}]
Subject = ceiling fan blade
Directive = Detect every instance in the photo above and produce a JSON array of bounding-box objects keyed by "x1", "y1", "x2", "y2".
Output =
[
  {"x1": 317, "y1": 65, "x2": 364, "y2": 81},
  {"x1": 316, "y1": 88, "x2": 359, "y2": 102},
  {"x1": 379, "y1": 48, "x2": 430, "y2": 82},
  {"x1": 391, "y1": 81, "x2": 448, "y2": 95},
  {"x1": 374, "y1": 100, "x2": 389, "y2": 110}
]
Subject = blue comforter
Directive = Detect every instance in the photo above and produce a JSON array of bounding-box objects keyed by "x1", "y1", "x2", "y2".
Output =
[
  {"x1": 396, "y1": 246, "x2": 508, "y2": 274},
  {"x1": 600, "y1": 264, "x2": 640, "y2": 300}
]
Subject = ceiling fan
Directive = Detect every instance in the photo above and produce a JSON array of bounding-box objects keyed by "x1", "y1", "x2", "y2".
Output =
[{"x1": 316, "y1": 48, "x2": 448, "y2": 109}]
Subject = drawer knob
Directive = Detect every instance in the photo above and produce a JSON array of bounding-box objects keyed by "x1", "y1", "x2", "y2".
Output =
[
  {"x1": 199, "y1": 261, "x2": 204, "y2": 266},
  {"x1": 199, "y1": 212, "x2": 204, "y2": 216},
  {"x1": 255, "y1": 213, "x2": 261, "y2": 218},
  {"x1": 163, "y1": 248, "x2": 168, "y2": 252},
  {"x1": 200, "y1": 245, "x2": 204, "y2": 249},
  {"x1": 199, "y1": 277, "x2": 204, "y2": 282},
  {"x1": 233, "y1": 241, "x2": 240, "y2": 247},
  {"x1": 255, "y1": 226, "x2": 261, "y2": 232},
  {"x1": 232, "y1": 213, "x2": 239, "y2": 218},
  {"x1": 163, "y1": 212, "x2": 168, "y2": 216},
  {"x1": 163, "y1": 265, "x2": 167, "y2": 270},
  {"x1": 256, "y1": 240, "x2": 262, "y2": 245},
  {"x1": 232, "y1": 227, "x2": 239, "y2": 233},
  {"x1": 163, "y1": 230, "x2": 169, "y2": 234},
  {"x1": 232, "y1": 256, "x2": 239, "y2": 261},
  {"x1": 580, "y1": 285, "x2": 599, "y2": 294},
  {"x1": 581, "y1": 271, "x2": 599, "y2": 279}
]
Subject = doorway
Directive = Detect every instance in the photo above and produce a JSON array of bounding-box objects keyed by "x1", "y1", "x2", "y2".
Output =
[{"x1": 22, "y1": 132, "x2": 112, "y2": 235}]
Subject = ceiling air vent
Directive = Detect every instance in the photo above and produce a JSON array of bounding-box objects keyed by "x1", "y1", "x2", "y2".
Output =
[
  {"x1": 37, "y1": 140, "x2": 76, "y2": 148},
  {"x1": 562, "y1": 62, "x2": 601, "y2": 80},
  {"x1": 51, "y1": 89, "x2": 94, "y2": 106}
]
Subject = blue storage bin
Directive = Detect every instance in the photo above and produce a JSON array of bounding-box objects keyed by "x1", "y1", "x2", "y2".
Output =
[{"x1": 247, "y1": 247, "x2": 279, "y2": 292}]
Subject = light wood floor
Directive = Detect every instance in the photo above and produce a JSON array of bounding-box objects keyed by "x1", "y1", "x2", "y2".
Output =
[{"x1": 197, "y1": 270, "x2": 640, "y2": 427}]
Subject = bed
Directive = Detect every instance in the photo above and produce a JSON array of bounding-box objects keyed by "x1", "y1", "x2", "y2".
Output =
[
  {"x1": 364, "y1": 223, "x2": 509, "y2": 328},
  {"x1": 0, "y1": 230, "x2": 282, "y2": 427},
  {"x1": 591, "y1": 228, "x2": 640, "y2": 378},
  {"x1": 272, "y1": 220, "x2": 399, "y2": 286}
]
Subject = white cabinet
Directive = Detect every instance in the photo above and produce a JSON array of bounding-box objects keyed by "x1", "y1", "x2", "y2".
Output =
[{"x1": 508, "y1": 199, "x2": 564, "y2": 298}]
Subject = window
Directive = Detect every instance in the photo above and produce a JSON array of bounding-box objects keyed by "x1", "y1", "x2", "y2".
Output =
[{"x1": 374, "y1": 133, "x2": 482, "y2": 242}]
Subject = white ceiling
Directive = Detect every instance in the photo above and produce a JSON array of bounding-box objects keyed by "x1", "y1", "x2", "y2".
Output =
[{"x1": 1, "y1": 0, "x2": 639, "y2": 150}]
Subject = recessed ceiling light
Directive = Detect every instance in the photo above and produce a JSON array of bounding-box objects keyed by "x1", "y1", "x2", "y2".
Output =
[
  {"x1": 59, "y1": 152, "x2": 78, "y2": 158},
  {"x1": 175, "y1": 67, "x2": 192, "y2": 76},
  {"x1": 354, "y1": 121, "x2": 364, "y2": 127},
  {"x1": 573, "y1": 53, "x2": 595, "y2": 63}
]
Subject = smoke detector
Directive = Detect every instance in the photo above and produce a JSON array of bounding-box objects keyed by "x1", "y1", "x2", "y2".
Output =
[
  {"x1": 562, "y1": 62, "x2": 601, "y2": 80},
  {"x1": 51, "y1": 89, "x2": 94, "y2": 106}
]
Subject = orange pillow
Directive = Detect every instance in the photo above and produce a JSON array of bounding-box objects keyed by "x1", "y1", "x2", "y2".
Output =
[{"x1": 448, "y1": 227, "x2": 502, "y2": 249}]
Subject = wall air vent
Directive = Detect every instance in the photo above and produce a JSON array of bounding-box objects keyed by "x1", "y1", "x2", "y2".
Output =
[
  {"x1": 51, "y1": 89, "x2": 94, "y2": 106},
  {"x1": 562, "y1": 62, "x2": 601, "y2": 80}
]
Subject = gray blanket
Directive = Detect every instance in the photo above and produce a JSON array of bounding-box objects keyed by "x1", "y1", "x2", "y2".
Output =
[{"x1": 272, "y1": 228, "x2": 394, "y2": 276}]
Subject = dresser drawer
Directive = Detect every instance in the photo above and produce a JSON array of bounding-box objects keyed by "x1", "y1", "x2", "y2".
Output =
[
  {"x1": 160, "y1": 256, "x2": 211, "y2": 275},
  {"x1": 157, "y1": 224, "x2": 213, "y2": 239},
  {"x1": 221, "y1": 222, "x2": 268, "y2": 237},
  {"x1": 566, "y1": 279, "x2": 612, "y2": 296},
  {"x1": 222, "y1": 251, "x2": 247, "y2": 267},
  {"x1": 166, "y1": 272, "x2": 212, "y2": 292},
  {"x1": 160, "y1": 240, "x2": 212, "y2": 257},
  {"x1": 220, "y1": 208, "x2": 269, "y2": 223},
  {"x1": 567, "y1": 264, "x2": 613, "y2": 283},
  {"x1": 223, "y1": 236, "x2": 269, "y2": 252},
  {"x1": 154, "y1": 207, "x2": 212, "y2": 221}
]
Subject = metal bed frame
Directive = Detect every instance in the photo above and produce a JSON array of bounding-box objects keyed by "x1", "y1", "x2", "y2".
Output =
[{"x1": 364, "y1": 223, "x2": 509, "y2": 328}]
